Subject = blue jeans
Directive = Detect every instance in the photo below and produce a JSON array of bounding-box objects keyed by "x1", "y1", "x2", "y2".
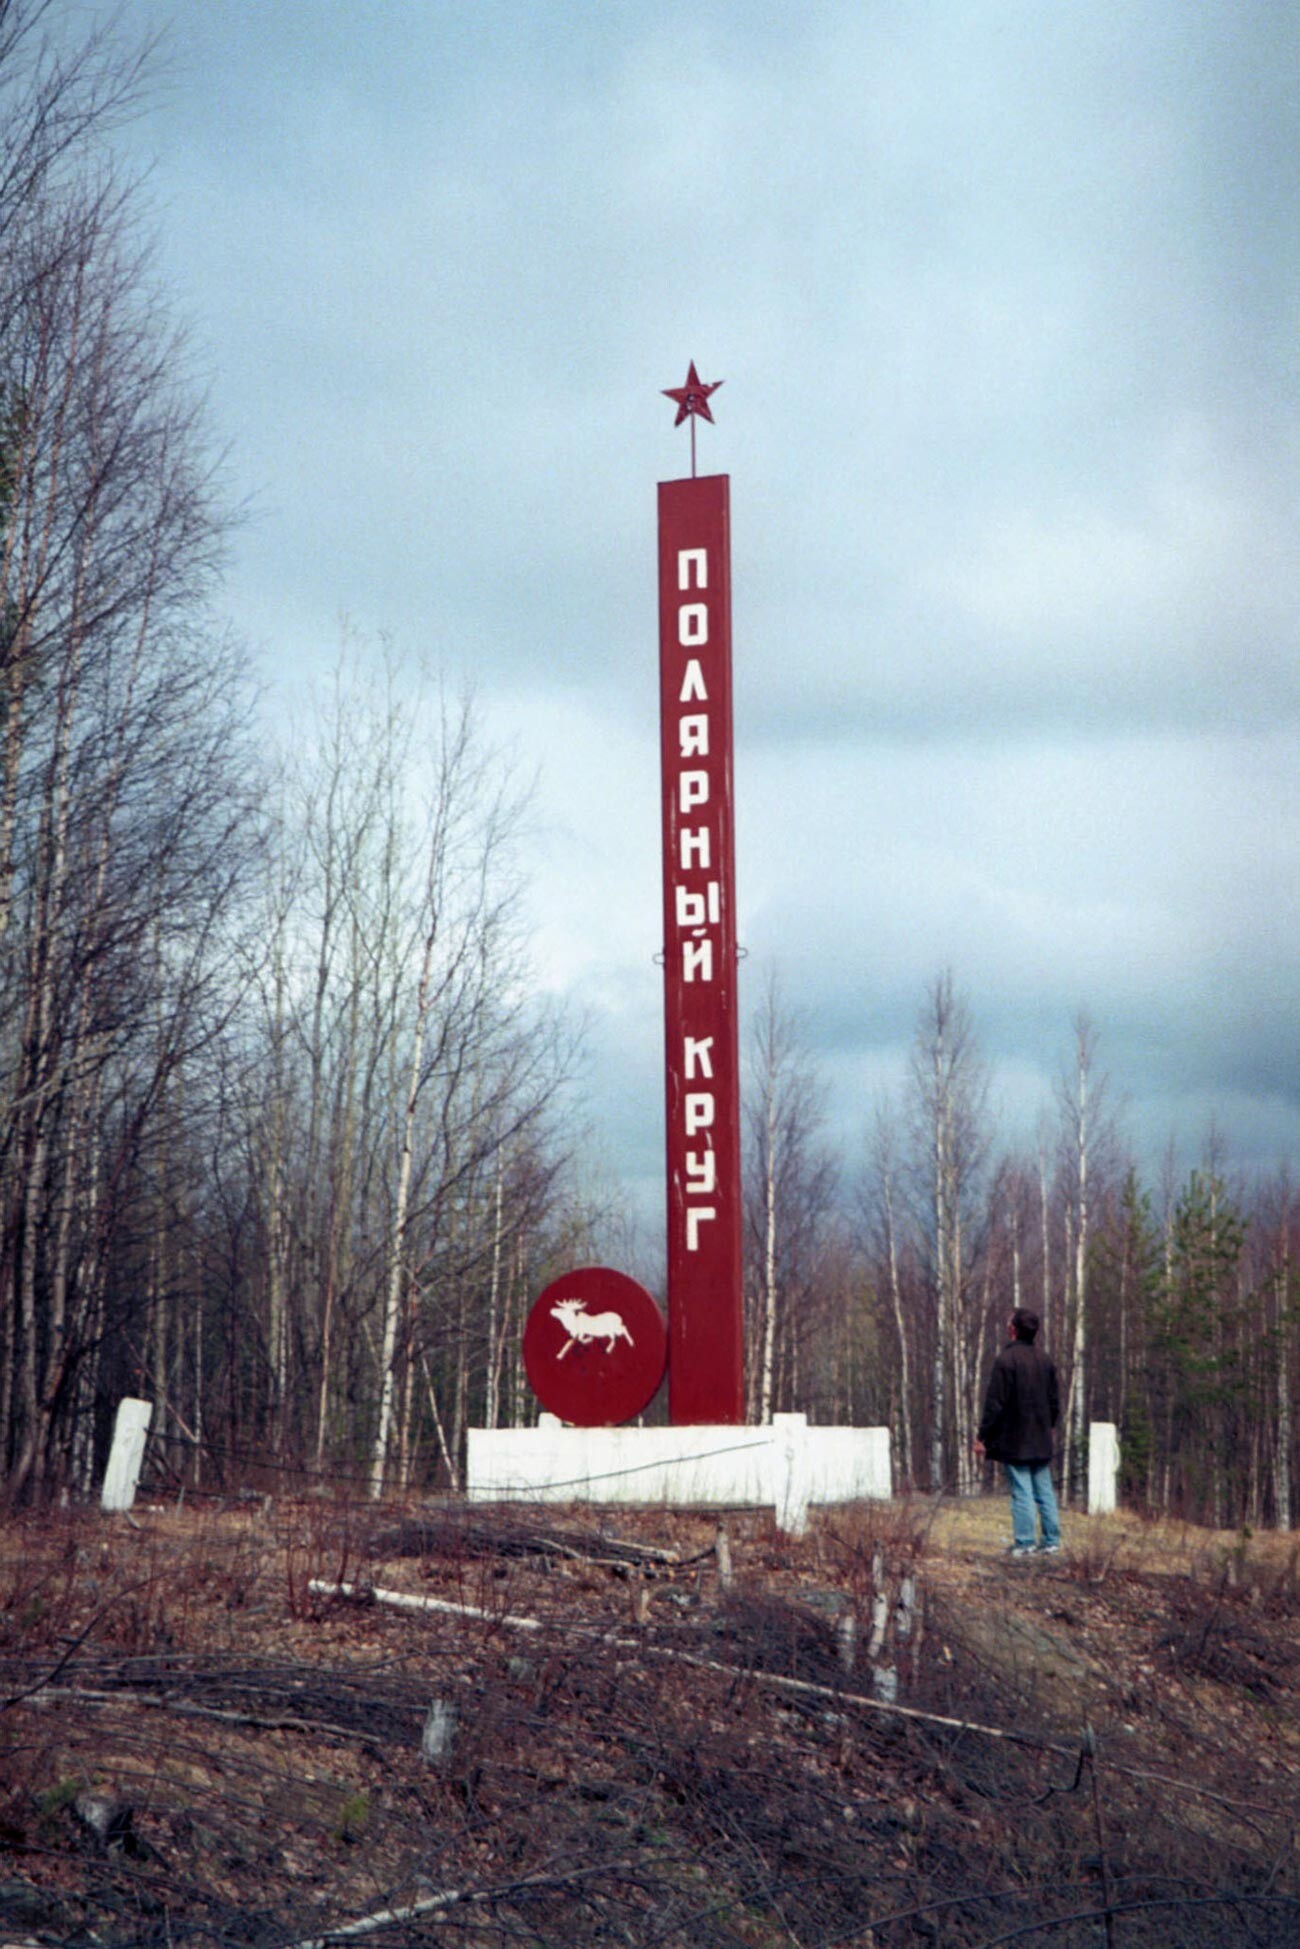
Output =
[{"x1": 1005, "y1": 1462, "x2": 1060, "y2": 1549}]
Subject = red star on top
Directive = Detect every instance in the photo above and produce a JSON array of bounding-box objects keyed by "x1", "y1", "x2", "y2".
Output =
[{"x1": 662, "y1": 361, "x2": 722, "y2": 426}]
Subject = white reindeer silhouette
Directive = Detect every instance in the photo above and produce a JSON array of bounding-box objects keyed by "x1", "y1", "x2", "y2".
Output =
[{"x1": 551, "y1": 1297, "x2": 634, "y2": 1358}]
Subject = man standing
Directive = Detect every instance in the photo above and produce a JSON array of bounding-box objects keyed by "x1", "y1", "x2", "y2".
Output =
[{"x1": 975, "y1": 1307, "x2": 1062, "y2": 1558}]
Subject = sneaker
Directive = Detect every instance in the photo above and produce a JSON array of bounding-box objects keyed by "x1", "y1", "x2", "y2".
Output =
[
  {"x1": 1007, "y1": 1544, "x2": 1036, "y2": 1559},
  {"x1": 1037, "y1": 1543, "x2": 1061, "y2": 1555}
]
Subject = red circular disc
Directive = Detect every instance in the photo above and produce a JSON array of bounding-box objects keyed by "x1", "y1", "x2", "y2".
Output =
[{"x1": 523, "y1": 1267, "x2": 666, "y2": 1427}]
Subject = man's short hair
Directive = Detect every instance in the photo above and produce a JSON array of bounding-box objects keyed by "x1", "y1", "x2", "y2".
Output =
[{"x1": 1012, "y1": 1307, "x2": 1040, "y2": 1342}]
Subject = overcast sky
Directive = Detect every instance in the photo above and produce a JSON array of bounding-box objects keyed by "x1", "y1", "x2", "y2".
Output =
[{"x1": 96, "y1": 0, "x2": 1299, "y2": 1227}]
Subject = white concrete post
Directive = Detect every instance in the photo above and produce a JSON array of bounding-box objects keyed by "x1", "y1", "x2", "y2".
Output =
[
  {"x1": 101, "y1": 1398, "x2": 153, "y2": 1512},
  {"x1": 772, "y1": 1412, "x2": 810, "y2": 1536},
  {"x1": 1088, "y1": 1421, "x2": 1120, "y2": 1515}
]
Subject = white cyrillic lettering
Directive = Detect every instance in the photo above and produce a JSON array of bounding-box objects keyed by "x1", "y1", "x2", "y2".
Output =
[
  {"x1": 682, "y1": 938, "x2": 713, "y2": 982},
  {"x1": 684, "y1": 1091, "x2": 715, "y2": 1135},
  {"x1": 684, "y1": 1035, "x2": 714, "y2": 1079},
  {"x1": 678, "y1": 660, "x2": 708, "y2": 703},
  {"x1": 678, "y1": 603, "x2": 708, "y2": 647},
  {"x1": 680, "y1": 827, "x2": 711, "y2": 869},
  {"x1": 677, "y1": 882, "x2": 721, "y2": 927},
  {"x1": 679, "y1": 770, "x2": 708, "y2": 812},
  {"x1": 678, "y1": 713, "x2": 709, "y2": 757},
  {"x1": 677, "y1": 548, "x2": 708, "y2": 591},
  {"x1": 685, "y1": 1206, "x2": 717, "y2": 1251},
  {"x1": 686, "y1": 1149, "x2": 717, "y2": 1194}
]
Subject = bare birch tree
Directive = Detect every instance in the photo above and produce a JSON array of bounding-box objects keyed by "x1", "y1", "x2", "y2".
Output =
[
  {"x1": 742, "y1": 970, "x2": 835, "y2": 1424},
  {"x1": 1056, "y1": 1012, "x2": 1115, "y2": 1502},
  {"x1": 909, "y1": 972, "x2": 989, "y2": 1493},
  {"x1": 863, "y1": 1098, "x2": 914, "y2": 1483},
  {"x1": 0, "y1": 7, "x2": 258, "y2": 1499}
]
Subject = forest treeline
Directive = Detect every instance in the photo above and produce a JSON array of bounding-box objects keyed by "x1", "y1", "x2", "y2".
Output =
[
  {"x1": 0, "y1": 4, "x2": 595, "y2": 1505},
  {"x1": 746, "y1": 972, "x2": 1296, "y2": 1532},
  {"x1": 0, "y1": 6, "x2": 1294, "y2": 1525}
]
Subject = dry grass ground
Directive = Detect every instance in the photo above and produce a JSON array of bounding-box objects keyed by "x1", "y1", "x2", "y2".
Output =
[{"x1": 1, "y1": 1491, "x2": 1297, "y2": 1947}]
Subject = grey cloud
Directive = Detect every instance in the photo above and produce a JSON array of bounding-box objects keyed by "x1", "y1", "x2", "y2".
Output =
[{"x1": 93, "y1": 0, "x2": 1300, "y2": 1202}]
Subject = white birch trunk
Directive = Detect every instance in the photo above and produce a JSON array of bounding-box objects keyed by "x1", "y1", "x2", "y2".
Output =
[
  {"x1": 421, "y1": 1349, "x2": 460, "y2": 1488},
  {"x1": 1038, "y1": 1143, "x2": 1051, "y2": 1344},
  {"x1": 485, "y1": 1148, "x2": 505, "y2": 1431},
  {"x1": 759, "y1": 1085, "x2": 778, "y2": 1424},
  {"x1": 370, "y1": 993, "x2": 427, "y2": 1499},
  {"x1": 1275, "y1": 1262, "x2": 1292, "y2": 1530},
  {"x1": 882, "y1": 1168, "x2": 913, "y2": 1483},
  {"x1": 1065, "y1": 1053, "x2": 1088, "y2": 1503},
  {"x1": 930, "y1": 1072, "x2": 950, "y2": 1493}
]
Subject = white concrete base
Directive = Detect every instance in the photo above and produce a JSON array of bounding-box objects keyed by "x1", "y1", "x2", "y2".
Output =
[{"x1": 466, "y1": 1412, "x2": 891, "y2": 1534}]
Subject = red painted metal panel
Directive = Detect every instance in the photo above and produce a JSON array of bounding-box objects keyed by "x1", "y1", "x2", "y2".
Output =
[
  {"x1": 523, "y1": 1268, "x2": 667, "y2": 1427},
  {"x1": 658, "y1": 474, "x2": 745, "y2": 1424}
]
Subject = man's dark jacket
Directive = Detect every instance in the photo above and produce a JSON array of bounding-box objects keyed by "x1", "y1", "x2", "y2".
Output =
[{"x1": 978, "y1": 1337, "x2": 1059, "y2": 1465}]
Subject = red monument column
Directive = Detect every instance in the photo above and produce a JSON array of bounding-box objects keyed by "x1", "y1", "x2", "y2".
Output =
[{"x1": 658, "y1": 365, "x2": 744, "y2": 1424}]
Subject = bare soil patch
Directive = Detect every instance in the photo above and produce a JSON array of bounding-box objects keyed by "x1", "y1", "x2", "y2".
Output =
[{"x1": 1, "y1": 1494, "x2": 1297, "y2": 1946}]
